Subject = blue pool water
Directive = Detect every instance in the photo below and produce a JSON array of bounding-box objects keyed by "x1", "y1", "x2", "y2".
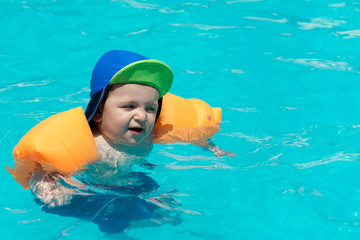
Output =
[{"x1": 2, "y1": 0, "x2": 360, "y2": 239}]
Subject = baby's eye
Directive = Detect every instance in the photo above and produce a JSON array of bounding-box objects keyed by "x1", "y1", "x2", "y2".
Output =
[
  {"x1": 122, "y1": 105, "x2": 134, "y2": 109},
  {"x1": 146, "y1": 107, "x2": 157, "y2": 113}
]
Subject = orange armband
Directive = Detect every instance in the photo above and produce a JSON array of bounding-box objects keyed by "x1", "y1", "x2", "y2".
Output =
[
  {"x1": 154, "y1": 93, "x2": 222, "y2": 146},
  {"x1": 7, "y1": 107, "x2": 99, "y2": 189}
]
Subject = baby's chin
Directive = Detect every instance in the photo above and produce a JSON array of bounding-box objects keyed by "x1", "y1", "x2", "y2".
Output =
[{"x1": 98, "y1": 134, "x2": 153, "y2": 156}]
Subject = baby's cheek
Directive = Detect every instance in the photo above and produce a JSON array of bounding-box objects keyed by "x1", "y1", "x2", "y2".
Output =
[{"x1": 148, "y1": 120, "x2": 156, "y2": 130}]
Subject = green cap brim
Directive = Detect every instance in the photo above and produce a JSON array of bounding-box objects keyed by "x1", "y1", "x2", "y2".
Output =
[{"x1": 110, "y1": 59, "x2": 173, "y2": 98}]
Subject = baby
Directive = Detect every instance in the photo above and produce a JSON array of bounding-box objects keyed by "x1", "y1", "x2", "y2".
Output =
[
  {"x1": 29, "y1": 50, "x2": 234, "y2": 207},
  {"x1": 81, "y1": 50, "x2": 172, "y2": 186}
]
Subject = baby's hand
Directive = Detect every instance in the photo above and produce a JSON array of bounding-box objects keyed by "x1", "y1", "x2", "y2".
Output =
[
  {"x1": 140, "y1": 162, "x2": 157, "y2": 170},
  {"x1": 213, "y1": 149, "x2": 237, "y2": 158},
  {"x1": 137, "y1": 159, "x2": 158, "y2": 170},
  {"x1": 29, "y1": 171, "x2": 76, "y2": 208},
  {"x1": 203, "y1": 142, "x2": 237, "y2": 158},
  {"x1": 46, "y1": 188, "x2": 74, "y2": 208}
]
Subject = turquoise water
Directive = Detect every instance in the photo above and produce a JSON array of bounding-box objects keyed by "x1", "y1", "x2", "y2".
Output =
[{"x1": 2, "y1": 0, "x2": 360, "y2": 239}]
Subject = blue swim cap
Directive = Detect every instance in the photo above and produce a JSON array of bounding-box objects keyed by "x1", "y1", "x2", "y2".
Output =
[{"x1": 85, "y1": 50, "x2": 173, "y2": 123}]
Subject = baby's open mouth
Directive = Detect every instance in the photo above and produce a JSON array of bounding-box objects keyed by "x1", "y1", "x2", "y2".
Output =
[{"x1": 129, "y1": 127, "x2": 143, "y2": 134}]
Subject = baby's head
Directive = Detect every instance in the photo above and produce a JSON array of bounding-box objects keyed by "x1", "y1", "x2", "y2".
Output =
[{"x1": 85, "y1": 50, "x2": 173, "y2": 147}]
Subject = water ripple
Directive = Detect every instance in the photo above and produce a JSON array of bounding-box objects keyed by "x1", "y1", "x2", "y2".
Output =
[
  {"x1": 161, "y1": 152, "x2": 218, "y2": 161},
  {"x1": 0, "y1": 128, "x2": 11, "y2": 144},
  {"x1": 276, "y1": 56, "x2": 354, "y2": 72},
  {"x1": 227, "y1": 0, "x2": 263, "y2": 3},
  {"x1": 336, "y1": 29, "x2": 360, "y2": 39},
  {"x1": 243, "y1": 16, "x2": 288, "y2": 24},
  {"x1": 19, "y1": 89, "x2": 89, "y2": 104},
  {"x1": 282, "y1": 133, "x2": 310, "y2": 147},
  {"x1": 0, "y1": 79, "x2": 51, "y2": 93},
  {"x1": 4, "y1": 207, "x2": 32, "y2": 214},
  {"x1": 294, "y1": 152, "x2": 359, "y2": 169},
  {"x1": 126, "y1": 28, "x2": 149, "y2": 36},
  {"x1": 147, "y1": 190, "x2": 201, "y2": 215},
  {"x1": 328, "y1": 2, "x2": 346, "y2": 7},
  {"x1": 165, "y1": 162, "x2": 237, "y2": 170},
  {"x1": 115, "y1": 0, "x2": 184, "y2": 13},
  {"x1": 298, "y1": 18, "x2": 345, "y2": 30},
  {"x1": 112, "y1": 0, "x2": 159, "y2": 9},
  {"x1": 17, "y1": 219, "x2": 41, "y2": 224},
  {"x1": 14, "y1": 111, "x2": 59, "y2": 121},
  {"x1": 222, "y1": 132, "x2": 273, "y2": 143},
  {"x1": 228, "y1": 107, "x2": 258, "y2": 112},
  {"x1": 171, "y1": 23, "x2": 237, "y2": 30}
]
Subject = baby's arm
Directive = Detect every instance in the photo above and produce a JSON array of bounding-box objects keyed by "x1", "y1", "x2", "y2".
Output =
[
  {"x1": 28, "y1": 170, "x2": 76, "y2": 208},
  {"x1": 200, "y1": 141, "x2": 237, "y2": 158}
]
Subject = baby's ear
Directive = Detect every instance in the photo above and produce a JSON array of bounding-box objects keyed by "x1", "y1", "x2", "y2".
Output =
[{"x1": 93, "y1": 105, "x2": 103, "y2": 122}]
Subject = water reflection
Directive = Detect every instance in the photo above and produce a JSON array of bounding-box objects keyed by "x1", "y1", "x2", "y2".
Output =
[{"x1": 36, "y1": 172, "x2": 184, "y2": 234}]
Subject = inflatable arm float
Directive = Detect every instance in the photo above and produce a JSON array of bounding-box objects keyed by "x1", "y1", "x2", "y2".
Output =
[
  {"x1": 153, "y1": 93, "x2": 221, "y2": 145},
  {"x1": 7, "y1": 107, "x2": 99, "y2": 189}
]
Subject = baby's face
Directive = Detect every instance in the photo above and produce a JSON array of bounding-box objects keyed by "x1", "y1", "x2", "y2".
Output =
[{"x1": 94, "y1": 83, "x2": 159, "y2": 147}]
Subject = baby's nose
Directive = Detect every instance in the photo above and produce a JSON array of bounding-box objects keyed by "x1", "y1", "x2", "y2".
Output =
[{"x1": 134, "y1": 109, "x2": 146, "y2": 121}]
